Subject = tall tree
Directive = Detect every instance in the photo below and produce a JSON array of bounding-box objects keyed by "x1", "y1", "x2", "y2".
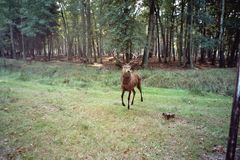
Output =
[
  {"x1": 185, "y1": 0, "x2": 193, "y2": 68},
  {"x1": 218, "y1": 0, "x2": 225, "y2": 68},
  {"x1": 86, "y1": 0, "x2": 92, "y2": 62},
  {"x1": 142, "y1": 0, "x2": 155, "y2": 67}
]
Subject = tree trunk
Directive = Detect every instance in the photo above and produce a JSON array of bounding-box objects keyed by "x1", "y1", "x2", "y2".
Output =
[
  {"x1": 228, "y1": 29, "x2": 240, "y2": 67},
  {"x1": 20, "y1": 17, "x2": 26, "y2": 60},
  {"x1": 149, "y1": 14, "x2": 155, "y2": 59},
  {"x1": 77, "y1": 36, "x2": 83, "y2": 57},
  {"x1": 166, "y1": 28, "x2": 169, "y2": 62},
  {"x1": 212, "y1": 50, "x2": 217, "y2": 65},
  {"x1": 80, "y1": 1, "x2": 87, "y2": 58},
  {"x1": 9, "y1": 23, "x2": 16, "y2": 59},
  {"x1": 92, "y1": 38, "x2": 97, "y2": 63},
  {"x1": 48, "y1": 36, "x2": 51, "y2": 61},
  {"x1": 21, "y1": 32, "x2": 25, "y2": 60},
  {"x1": 99, "y1": 0, "x2": 103, "y2": 63},
  {"x1": 156, "y1": 1, "x2": 166, "y2": 63},
  {"x1": 68, "y1": 38, "x2": 73, "y2": 60},
  {"x1": 185, "y1": 0, "x2": 193, "y2": 68},
  {"x1": 218, "y1": 0, "x2": 225, "y2": 68},
  {"x1": 86, "y1": 0, "x2": 92, "y2": 63},
  {"x1": 226, "y1": 59, "x2": 240, "y2": 160},
  {"x1": 179, "y1": 0, "x2": 185, "y2": 65},
  {"x1": 60, "y1": 3, "x2": 68, "y2": 57},
  {"x1": 142, "y1": 0, "x2": 155, "y2": 68},
  {"x1": 155, "y1": 7, "x2": 161, "y2": 63},
  {"x1": 200, "y1": 28, "x2": 206, "y2": 64}
]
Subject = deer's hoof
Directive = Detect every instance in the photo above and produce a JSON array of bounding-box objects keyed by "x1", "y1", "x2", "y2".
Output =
[
  {"x1": 131, "y1": 102, "x2": 134, "y2": 105},
  {"x1": 141, "y1": 98, "x2": 143, "y2": 102},
  {"x1": 128, "y1": 106, "x2": 130, "y2": 110},
  {"x1": 122, "y1": 103, "x2": 125, "y2": 106}
]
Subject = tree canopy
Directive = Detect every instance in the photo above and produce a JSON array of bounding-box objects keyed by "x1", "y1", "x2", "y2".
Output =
[{"x1": 0, "y1": 0, "x2": 239, "y2": 68}]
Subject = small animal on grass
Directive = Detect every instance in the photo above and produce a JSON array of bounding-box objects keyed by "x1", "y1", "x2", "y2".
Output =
[
  {"x1": 121, "y1": 64, "x2": 143, "y2": 109},
  {"x1": 162, "y1": 112, "x2": 175, "y2": 120}
]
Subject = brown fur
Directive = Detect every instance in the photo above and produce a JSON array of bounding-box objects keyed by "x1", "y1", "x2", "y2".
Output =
[{"x1": 121, "y1": 64, "x2": 143, "y2": 109}]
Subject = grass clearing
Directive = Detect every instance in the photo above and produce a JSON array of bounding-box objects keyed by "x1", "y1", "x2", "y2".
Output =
[{"x1": 0, "y1": 59, "x2": 235, "y2": 159}]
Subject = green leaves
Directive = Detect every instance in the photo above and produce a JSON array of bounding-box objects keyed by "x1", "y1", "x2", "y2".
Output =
[{"x1": 102, "y1": 1, "x2": 145, "y2": 52}]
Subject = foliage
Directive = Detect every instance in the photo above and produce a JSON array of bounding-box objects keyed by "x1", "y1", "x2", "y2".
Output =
[
  {"x1": 102, "y1": 1, "x2": 145, "y2": 53},
  {"x1": 19, "y1": 0, "x2": 58, "y2": 37}
]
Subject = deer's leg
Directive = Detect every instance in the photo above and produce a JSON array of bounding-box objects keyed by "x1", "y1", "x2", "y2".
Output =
[
  {"x1": 137, "y1": 84, "x2": 143, "y2": 102},
  {"x1": 121, "y1": 90, "x2": 125, "y2": 106},
  {"x1": 128, "y1": 91, "x2": 131, "y2": 110},
  {"x1": 131, "y1": 89, "x2": 136, "y2": 105}
]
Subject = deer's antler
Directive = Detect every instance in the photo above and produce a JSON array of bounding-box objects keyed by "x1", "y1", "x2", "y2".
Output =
[{"x1": 113, "y1": 55, "x2": 124, "y2": 68}]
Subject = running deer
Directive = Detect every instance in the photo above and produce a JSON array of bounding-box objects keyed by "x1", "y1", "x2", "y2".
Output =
[{"x1": 121, "y1": 63, "x2": 143, "y2": 109}]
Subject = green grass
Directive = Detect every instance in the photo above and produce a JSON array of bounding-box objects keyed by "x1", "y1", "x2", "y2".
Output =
[{"x1": 0, "y1": 59, "x2": 235, "y2": 159}]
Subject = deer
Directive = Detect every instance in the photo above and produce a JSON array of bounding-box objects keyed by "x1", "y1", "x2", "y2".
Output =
[{"x1": 121, "y1": 63, "x2": 143, "y2": 110}]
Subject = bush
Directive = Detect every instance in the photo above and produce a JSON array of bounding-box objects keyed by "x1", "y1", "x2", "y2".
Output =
[{"x1": 0, "y1": 59, "x2": 235, "y2": 96}]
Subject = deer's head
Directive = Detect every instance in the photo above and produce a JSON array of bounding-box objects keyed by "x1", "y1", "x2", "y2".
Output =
[{"x1": 122, "y1": 64, "x2": 132, "y2": 77}]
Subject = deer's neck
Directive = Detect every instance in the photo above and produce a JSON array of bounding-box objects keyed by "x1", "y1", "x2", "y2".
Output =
[{"x1": 122, "y1": 75, "x2": 131, "y2": 85}]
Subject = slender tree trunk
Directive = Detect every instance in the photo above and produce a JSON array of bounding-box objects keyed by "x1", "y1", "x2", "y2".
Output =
[
  {"x1": 60, "y1": 3, "x2": 68, "y2": 57},
  {"x1": 149, "y1": 13, "x2": 155, "y2": 59},
  {"x1": 92, "y1": 9, "x2": 100, "y2": 63},
  {"x1": 200, "y1": 27, "x2": 206, "y2": 64},
  {"x1": 185, "y1": 0, "x2": 193, "y2": 68},
  {"x1": 212, "y1": 50, "x2": 217, "y2": 65},
  {"x1": 172, "y1": 31, "x2": 176, "y2": 62},
  {"x1": 80, "y1": 1, "x2": 87, "y2": 58},
  {"x1": 68, "y1": 38, "x2": 73, "y2": 60},
  {"x1": 226, "y1": 59, "x2": 240, "y2": 160},
  {"x1": 167, "y1": 27, "x2": 172, "y2": 63},
  {"x1": 44, "y1": 39, "x2": 47, "y2": 58},
  {"x1": 9, "y1": 23, "x2": 16, "y2": 59},
  {"x1": 86, "y1": 0, "x2": 92, "y2": 63},
  {"x1": 20, "y1": 16, "x2": 26, "y2": 60},
  {"x1": 77, "y1": 36, "x2": 83, "y2": 57},
  {"x1": 156, "y1": 1, "x2": 166, "y2": 63},
  {"x1": 169, "y1": 2, "x2": 175, "y2": 63},
  {"x1": 218, "y1": 0, "x2": 225, "y2": 68},
  {"x1": 155, "y1": 1, "x2": 161, "y2": 62},
  {"x1": 228, "y1": 29, "x2": 240, "y2": 67},
  {"x1": 48, "y1": 36, "x2": 51, "y2": 61},
  {"x1": 142, "y1": 0, "x2": 155, "y2": 68},
  {"x1": 123, "y1": 0, "x2": 131, "y2": 63},
  {"x1": 179, "y1": 0, "x2": 185, "y2": 65},
  {"x1": 92, "y1": 38, "x2": 97, "y2": 62}
]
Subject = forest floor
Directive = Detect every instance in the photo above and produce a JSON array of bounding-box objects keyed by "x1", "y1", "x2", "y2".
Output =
[
  {"x1": 0, "y1": 59, "x2": 237, "y2": 159},
  {"x1": 33, "y1": 55, "x2": 219, "y2": 70}
]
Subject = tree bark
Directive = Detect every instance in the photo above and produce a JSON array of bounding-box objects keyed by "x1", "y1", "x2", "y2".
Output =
[
  {"x1": 142, "y1": 0, "x2": 155, "y2": 68},
  {"x1": 60, "y1": 3, "x2": 68, "y2": 57},
  {"x1": 185, "y1": 0, "x2": 193, "y2": 68},
  {"x1": 155, "y1": 7, "x2": 161, "y2": 63},
  {"x1": 179, "y1": 0, "x2": 185, "y2": 65},
  {"x1": 156, "y1": 1, "x2": 166, "y2": 63},
  {"x1": 218, "y1": 0, "x2": 225, "y2": 68},
  {"x1": 9, "y1": 23, "x2": 16, "y2": 59},
  {"x1": 228, "y1": 29, "x2": 240, "y2": 67},
  {"x1": 80, "y1": 1, "x2": 87, "y2": 58},
  {"x1": 98, "y1": 0, "x2": 103, "y2": 63},
  {"x1": 86, "y1": 0, "x2": 92, "y2": 63},
  {"x1": 226, "y1": 59, "x2": 240, "y2": 160}
]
